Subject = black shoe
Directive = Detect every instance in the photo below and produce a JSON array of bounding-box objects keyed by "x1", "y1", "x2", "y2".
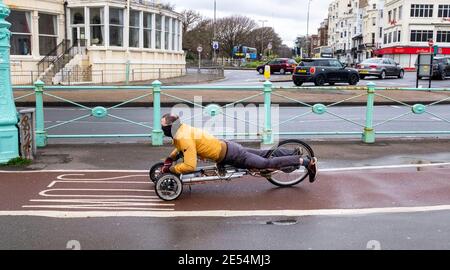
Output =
[{"x1": 307, "y1": 157, "x2": 318, "y2": 183}]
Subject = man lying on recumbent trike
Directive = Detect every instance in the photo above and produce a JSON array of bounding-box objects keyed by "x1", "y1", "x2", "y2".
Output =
[{"x1": 159, "y1": 114, "x2": 318, "y2": 183}]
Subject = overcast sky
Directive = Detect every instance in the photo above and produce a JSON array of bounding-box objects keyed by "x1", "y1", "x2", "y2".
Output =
[{"x1": 165, "y1": 0, "x2": 333, "y2": 47}]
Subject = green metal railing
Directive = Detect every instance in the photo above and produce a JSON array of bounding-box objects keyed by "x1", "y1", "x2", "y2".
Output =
[{"x1": 12, "y1": 80, "x2": 450, "y2": 148}]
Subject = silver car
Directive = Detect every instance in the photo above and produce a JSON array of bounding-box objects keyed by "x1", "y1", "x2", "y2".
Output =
[{"x1": 356, "y1": 58, "x2": 405, "y2": 79}]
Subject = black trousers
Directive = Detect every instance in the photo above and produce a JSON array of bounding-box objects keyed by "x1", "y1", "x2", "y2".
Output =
[{"x1": 221, "y1": 141, "x2": 301, "y2": 170}]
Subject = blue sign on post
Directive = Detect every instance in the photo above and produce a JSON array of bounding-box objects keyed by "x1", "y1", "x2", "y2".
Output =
[{"x1": 0, "y1": 0, "x2": 20, "y2": 164}]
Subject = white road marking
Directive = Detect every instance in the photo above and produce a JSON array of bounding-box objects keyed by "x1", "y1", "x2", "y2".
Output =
[
  {"x1": 56, "y1": 174, "x2": 148, "y2": 181},
  {"x1": 3, "y1": 204, "x2": 450, "y2": 218},
  {"x1": 48, "y1": 180, "x2": 149, "y2": 188},
  {"x1": 39, "y1": 188, "x2": 157, "y2": 198},
  {"x1": 2, "y1": 162, "x2": 449, "y2": 174},
  {"x1": 319, "y1": 162, "x2": 450, "y2": 173}
]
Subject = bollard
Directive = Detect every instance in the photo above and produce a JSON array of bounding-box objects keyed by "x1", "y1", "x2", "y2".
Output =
[
  {"x1": 34, "y1": 80, "x2": 47, "y2": 147},
  {"x1": 18, "y1": 108, "x2": 36, "y2": 160},
  {"x1": 0, "y1": 0, "x2": 20, "y2": 164},
  {"x1": 262, "y1": 80, "x2": 273, "y2": 145},
  {"x1": 125, "y1": 60, "x2": 130, "y2": 85},
  {"x1": 362, "y1": 82, "x2": 376, "y2": 144},
  {"x1": 152, "y1": 80, "x2": 163, "y2": 146}
]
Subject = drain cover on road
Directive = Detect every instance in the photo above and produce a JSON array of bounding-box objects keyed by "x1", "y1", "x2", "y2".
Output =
[{"x1": 266, "y1": 219, "x2": 298, "y2": 226}]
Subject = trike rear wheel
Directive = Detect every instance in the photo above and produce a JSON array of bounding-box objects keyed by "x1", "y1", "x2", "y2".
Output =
[{"x1": 265, "y1": 139, "x2": 315, "y2": 187}]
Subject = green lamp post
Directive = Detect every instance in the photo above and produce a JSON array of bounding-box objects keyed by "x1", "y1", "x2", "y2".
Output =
[{"x1": 0, "y1": 0, "x2": 19, "y2": 164}]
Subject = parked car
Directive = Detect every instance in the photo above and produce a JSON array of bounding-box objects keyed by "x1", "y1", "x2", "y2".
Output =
[
  {"x1": 257, "y1": 58, "x2": 298, "y2": 75},
  {"x1": 356, "y1": 58, "x2": 405, "y2": 79},
  {"x1": 417, "y1": 57, "x2": 450, "y2": 80},
  {"x1": 292, "y1": 58, "x2": 360, "y2": 86}
]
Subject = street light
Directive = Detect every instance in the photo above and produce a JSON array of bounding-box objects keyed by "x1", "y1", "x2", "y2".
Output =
[
  {"x1": 259, "y1": 19, "x2": 268, "y2": 59},
  {"x1": 306, "y1": 0, "x2": 312, "y2": 57}
]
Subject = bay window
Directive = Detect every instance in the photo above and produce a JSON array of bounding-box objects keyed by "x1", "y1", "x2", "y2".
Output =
[
  {"x1": 155, "y1": 14, "x2": 162, "y2": 49},
  {"x1": 109, "y1": 8, "x2": 124, "y2": 47},
  {"x1": 143, "y1": 12, "x2": 152, "y2": 48},
  {"x1": 90, "y1": 8, "x2": 104, "y2": 46},
  {"x1": 164, "y1": 16, "x2": 169, "y2": 50},
  {"x1": 129, "y1": 10, "x2": 140, "y2": 48}
]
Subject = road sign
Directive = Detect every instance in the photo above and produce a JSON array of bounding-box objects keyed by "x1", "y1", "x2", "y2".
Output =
[
  {"x1": 197, "y1": 46, "x2": 203, "y2": 53},
  {"x1": 267, "y1": 42, "x2": 273, "y2": 50},
  {"x1": 428, "y1": 39, "x2": 434, "y2": 47},
  {"x1": 212, "y1": 41, "x2": 219, "y2": 50}
]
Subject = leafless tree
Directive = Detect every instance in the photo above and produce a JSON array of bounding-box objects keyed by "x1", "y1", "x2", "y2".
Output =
[
  {"x1": 215, "y1": 15, "x2": 257, "y2": 58},
  {"x1": 181, "y1": 9, "x2": 203, "y2": 35}
]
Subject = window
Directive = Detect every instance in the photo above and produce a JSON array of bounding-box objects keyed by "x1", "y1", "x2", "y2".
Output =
[
  {"x1": 398, "y1": 30, "x2": 401, "y2": 42},
  {"x1": 38, "y1": 13, "x2": 58, "y2": 56},
  {"x1": 410, "y1": 30, "x2": 433, "y2": 42},
  {"x1": 71, "y1": 8, "x2": 84, "y2": 25},
  {"x1": 438, "y1": 5, "x2": 450, "y2": 17},
  {"x1": 388, "y1": 32, "x2": 392, "y2": 43},
  {"x1": 384, "y1": 33, "x2": 387, "y2": 44},
  {"x1": 155, "y1": 14, "x2": 162, "y2": 49},
  {"x1": 90, "y1": 8, "x2": 104, "y2": 46},
  {"x1": 129, "y1": 10, "x2": 140, "y2": 48},
  {"x1": 393, "y1": 30, "x2": 398, "y2": 42},
  {"x1": 329, "y1": 59, "x2": 342, "y2": 68},
  {"x1": 388, "y1": 10, "x2": 392, "y2": 22},
  {"x1": 109, "y1": 8, "x2": 124, "y2": 46},
  {"x1": 178, "y1": 20, "x2": 181, "y2": 50},
  {"x1": 371, "y1": 33, "x2": 375, "y2": 44},
  {"x1": 399, "y1": 6, "x2": 403, "y2": 20},
  {"x1": 410, "y1": 4, "x2": 434, "y2": 18},
  {"x1": 7, "y1": 10, "x2": 32, "y2": 55},
  {"x1": 379, "y1": 27, "x2": 383, "y2": 38},
  {"x1": 437, "y1": 31, "x2": 450, "y2": 43},
  {"x1": 143, "y1": 12, "x2": 152, "y2": 49},
  {"x1": 372, "y1": 17, "x2": 376, "y2": 26},
  {"x1": 172, "y1": 19, "x2": 176, "y2": 51},
  {"x1": 393, "y1": 8, "x2": 397, "y2": 21},
  {"x1": 164, "y1": 16, "x2": 170, "y2": 50},
  {"x1": 373, "y1": 4, "x2": 376, "y2": 9}
]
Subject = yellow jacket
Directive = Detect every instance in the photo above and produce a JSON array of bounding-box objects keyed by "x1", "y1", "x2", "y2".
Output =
[{"x1": 169, "y1": 124, "x2": 227, "y2": 175}]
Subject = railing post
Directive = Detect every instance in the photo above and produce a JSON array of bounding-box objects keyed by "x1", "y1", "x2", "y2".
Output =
[
  {"x1": 363, "y1": 82, "x2": 376, "y2": 144},
  {"x1": 152, "y1": 80, "x2": 163, "y2": 146},
  {"x1": 262, "y1": 80, "x2": 273, "y2": 145},
  {"x1": 34, "y1": 80, "x2": 47, "y2": 147},
  {"x1": 0, "y1": 1, "x2": 20, "y2": 164}
]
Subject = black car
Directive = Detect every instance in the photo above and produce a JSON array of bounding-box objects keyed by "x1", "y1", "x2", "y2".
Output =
[
  {"x1": 292, "y1": 58, "x2": 360, "y2": 86},
  {"x1": 420, "y1": 57, "x2": 450, "y2": 80}
]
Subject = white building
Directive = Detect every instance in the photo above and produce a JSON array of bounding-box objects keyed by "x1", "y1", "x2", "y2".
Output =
[
  {"x1": 361, "y1": 0, "x2": 385, "y2": 60},
  {"x1": 375, "y1": 0, "x2": 450, "y2": 70},
  {"x1": 328, "y1": 0, "x2": 364, "y2": 65},
  {"x1": 5, "y1": 0, "x2": 185, "y2": 84}
]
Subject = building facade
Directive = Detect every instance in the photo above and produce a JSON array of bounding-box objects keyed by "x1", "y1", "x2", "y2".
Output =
[
  {"x1": 327, "y1": 0, "x2": 364, "y2": 65},
  {"x1": 5, "y1": 0, "x2": 185, "y2": 84},
  {"x1": 361, "y1": 0, "x2": 384, "y2": 60},
  {"x1": 374, "y1": 0, "x2": 450, "y2": 70}
]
